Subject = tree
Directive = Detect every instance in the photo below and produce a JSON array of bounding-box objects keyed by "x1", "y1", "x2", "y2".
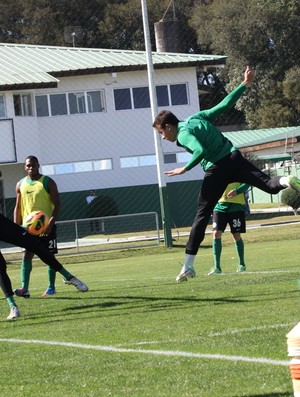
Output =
[
  {"x1": 0, "y1": 0, "x2": 25, "y2": 42},
  {"x1": 0, "y1": 0, "x2": 199, "y2": 51},
  {"x1": 281, "y1": 188, "x2": 300, "y2": 215},
  {"x1": 189, "y1": 0, "x2": 300, "y2": 128}
]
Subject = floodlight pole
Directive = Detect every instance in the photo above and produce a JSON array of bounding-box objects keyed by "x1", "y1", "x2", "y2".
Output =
[{"x1": 141, "y1": 0, "x2": 173, "y2": 247}]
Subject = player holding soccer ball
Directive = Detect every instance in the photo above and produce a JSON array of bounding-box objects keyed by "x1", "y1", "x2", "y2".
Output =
[
  {"x1": 152, "y1": 66, "x2": 300, "y2": 283},
  {"x1": 14, "y1": 155, "x2": 60, "y2": 297}
]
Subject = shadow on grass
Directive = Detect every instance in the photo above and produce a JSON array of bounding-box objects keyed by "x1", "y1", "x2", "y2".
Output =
[
  {"x1": 13, "y1": 294, "x2": 249, "y2": 324},
  {"x1": 61, "y1": 294, "x2": 249, "y2": 313},
  {"x1": 172, "y1": 244, "x2": 211, "y2": 249}
]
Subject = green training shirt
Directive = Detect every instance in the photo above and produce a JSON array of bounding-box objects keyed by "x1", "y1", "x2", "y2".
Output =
[{"x1": 176, "y1": 84, "x2": 247, "y2": 171}]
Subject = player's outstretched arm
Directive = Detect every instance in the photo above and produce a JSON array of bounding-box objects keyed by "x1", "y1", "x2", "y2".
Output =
[{"x1": 203, "y1": 66, "x2": 255, "y2": 121}]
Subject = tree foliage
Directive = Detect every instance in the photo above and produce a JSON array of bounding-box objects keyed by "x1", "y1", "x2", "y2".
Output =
[
  {"x1": 0, "y1": 0, "x2": 300, "y2": 129},
  {"x1": 189, "y1": 0, "x2": 300, "y2": 128},
  {"x1": 281, "y1": 187, "x2": 300, "y2": 215}
]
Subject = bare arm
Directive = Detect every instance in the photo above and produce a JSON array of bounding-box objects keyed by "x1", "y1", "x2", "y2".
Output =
[
  {"x1": 43, "y1": 179, "x2": 61, "y2": 235},
  {"x1": 14, "y1": 182, "x2": 23, "y2": 225}
]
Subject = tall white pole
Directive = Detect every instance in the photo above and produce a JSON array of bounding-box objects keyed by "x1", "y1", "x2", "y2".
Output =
[{"x1": 141, "y1": 0, "x2": 173, "y2": 247}]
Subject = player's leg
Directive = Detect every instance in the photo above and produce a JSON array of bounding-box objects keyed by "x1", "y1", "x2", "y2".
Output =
[
  {"x1": 42, "y1": 226, "x2": 58, "y2": 296},
  {"x1": 0, "y1": 251, "x2": 20, "y2": 320},
  {"x1": 0, "y1": 214, "x2": 88, "y2": 292},
  {"x1": 229, "y1": 211, "x2": 247, "y2": 272},
  {"x1": 176, "y1": 168, "x2": 229, "y2": 282},
  {"x1": 209, "y1": 212, "x2": 225, "y2": 275},
  {"x1": 232, "y1": 150, "x2": 300, "y2": 193},
  {"x1": 233, "y1": 233, "x2": 246, "y2": 272},
  {"x1": 14, "y1": 250, "x2": 34, "y2": 298}
]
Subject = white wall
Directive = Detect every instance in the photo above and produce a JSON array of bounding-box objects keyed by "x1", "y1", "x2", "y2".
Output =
[{"x1": 1, "y1": 66, "x2": 204, "y2": 196}]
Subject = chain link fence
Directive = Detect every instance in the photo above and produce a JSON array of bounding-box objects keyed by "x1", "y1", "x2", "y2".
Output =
[{"x1": 1, "y1": 0, "x2": 300, "y2": 253}]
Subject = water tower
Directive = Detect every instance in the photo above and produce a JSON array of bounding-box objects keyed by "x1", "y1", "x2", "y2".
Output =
[{"x1": 154, "y1": 1, "x2": 184, "y2": 53}]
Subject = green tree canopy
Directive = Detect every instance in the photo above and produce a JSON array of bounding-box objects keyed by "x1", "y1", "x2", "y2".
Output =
[
  {"x1": 1, "y1": 0, "x2": 300, "y2": 129},
  {"x1": 189, "y1": 0, "x2": 300, "y2": 128}
]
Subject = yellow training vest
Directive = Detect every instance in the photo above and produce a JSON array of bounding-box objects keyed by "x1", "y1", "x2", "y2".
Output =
[
  {"x1": 218, "y1": 182, "x2": 245, "y2": 205},
  {"x1": 19, "y1": 175, "x2": 54, "y2": 221}
]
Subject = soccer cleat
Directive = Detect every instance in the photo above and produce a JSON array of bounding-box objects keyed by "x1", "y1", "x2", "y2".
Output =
[
  {"x1": 14, "y1": 287, "x2": 30, "y2": 298},
  {"x1": 208, "y1": 268, "x2": 222, "y2": 275},
  {"x1": 7, "y1": 306, "x2": 20, "y2": 320},
  {"x1": 287, "y1": 175, "x2": 300, "y2": 192},
  {"x1": 63, "y1": 276, "x2": 88, "y2": 292},
  {"x1": 176, "y1": 266, "x2": 196, "y2": 283},
  {"x1": 42, "y1": 287, "x2": 56, "y2": 296},
  {"x1": 237, "y1": 265, "x2": 246, "y2": 273}
]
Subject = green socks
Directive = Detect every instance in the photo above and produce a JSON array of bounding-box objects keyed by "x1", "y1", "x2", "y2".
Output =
[
  {"x1": 47, "y1": 266, "x2": 57, "y2": 289},
  {"x1": 21, "y1": 259, "x2": 32, "y2": 290},
  {"x1": 7, "y1": 295, "x2": 17, "y2": 309},
  {"x1": 235, "y1": 239, "x2": 246, "y2": 267},
  {"x1": 213, "y1": 238, "x2": 222, "y2": 271},
  {"x1": 59, "y1": 267, "x2": 73, "y2": 281}
]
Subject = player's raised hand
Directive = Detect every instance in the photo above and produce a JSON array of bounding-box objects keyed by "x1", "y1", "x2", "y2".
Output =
[{"x1": 243, "y1": 65, "x2": 256, "y2": 85}]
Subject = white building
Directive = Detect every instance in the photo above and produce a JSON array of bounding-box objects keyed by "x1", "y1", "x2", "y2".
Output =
[{"x1": 0, "y1": 43, "x2": 226, "y2": 221}]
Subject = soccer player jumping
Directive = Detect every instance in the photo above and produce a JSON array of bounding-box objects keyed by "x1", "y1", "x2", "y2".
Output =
[{"x1": 152, "y1": 66, "x2": 300, "y2": 282}]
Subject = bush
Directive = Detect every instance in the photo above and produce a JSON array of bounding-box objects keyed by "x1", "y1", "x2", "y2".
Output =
[{"x1": 281, "y1": 187, "x2": 300, "y2": 215}]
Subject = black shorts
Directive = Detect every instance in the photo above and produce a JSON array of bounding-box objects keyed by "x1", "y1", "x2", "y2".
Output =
[
  {"x1": 212, "y1": 211, "x2": 246, "y2": 233},
  {"x1": 37, "y1": 224, "x2": 58, "y2": 254}
]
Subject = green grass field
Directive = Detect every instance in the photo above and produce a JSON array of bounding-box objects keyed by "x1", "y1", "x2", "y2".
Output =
[{"x1": 0, "y1": 220, "x2": 299, "y2": 397}]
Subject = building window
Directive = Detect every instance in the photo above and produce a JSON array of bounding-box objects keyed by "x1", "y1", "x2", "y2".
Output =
[
  {"x1": 87, "y1": 91, "x2": 103, "y2": 113},
  {"x1": 164, "y1": 154, "x2": 177, "y2": 164},
  {"x1": 170, "y1": 84, "x2": 188, "y2": 105},
  {"x1": 93, "y1": 159, "x2": 112, "y2": 170},
  {"x1": 55, "y1": 163, "x2": 73, "y2": 174},
  {"x1": 156, "y1": 86, "x2": 169, "y2": 107},
  {"x1": 41, "y1": 158, "x2": 112, "y2": 175},
  {"x1": 35, "y1": 95, "x2": 49, "y2": 117},
  {"x1": 132, "y1": 87, "x2": 150, "y2": 109},
  {"x1": 35, "y1": 90, "x2": 105, "y2": 117},
  {"x1": 114, "y1": 88, "x2": 131, "y2": 110},
  {"x1": 74, "y1": 161, "x2": 92, "y2": 172},
  {"x1": 68, "y1": 92, "x2": 86, "y2": 114},
  {"x1": 114, "y1": 83, "x2": 188, "y2": 111},
  {"x1": 50, "y1": 94, "x2": 68, "y2": 116},
  {"x1": 120, "y1": 155, "x2": 156, "y2": 168},
  {"x1": 13, "y1": 93, "x2": 33, "y2": 116},
  {"x1": 0, "y1": 95, "x2": 6, "y2": 118},
  {"x1": 177, "y1": 152, "x2": 191, "y2": 163}
]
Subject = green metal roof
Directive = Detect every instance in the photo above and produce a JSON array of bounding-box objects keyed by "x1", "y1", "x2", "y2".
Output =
[
  {"x1": 223, "y1": 126, "x2": 300, "y2": 148},
  {"x1": 256, "y1": 153, "x2": 292, "y2": 162},
  {"x1": 0, "y1": 43, "x2": 226, "y2": 90}
]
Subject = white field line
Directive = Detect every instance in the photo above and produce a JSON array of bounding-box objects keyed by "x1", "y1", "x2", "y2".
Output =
[
  {"x1": 209, "y1": 322, "x2": 296, "y2": 337},
  {"x1": 0, "y1": 338, "x2": 289, "y2": 366},
  {"x1": 120, "y1": 323, "x2": 295, "y2": 347}
]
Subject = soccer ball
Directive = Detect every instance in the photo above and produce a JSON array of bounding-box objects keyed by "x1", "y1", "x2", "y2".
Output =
[{"x1": 23, "y1": 211, "x2": 50, "y2": 236}]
